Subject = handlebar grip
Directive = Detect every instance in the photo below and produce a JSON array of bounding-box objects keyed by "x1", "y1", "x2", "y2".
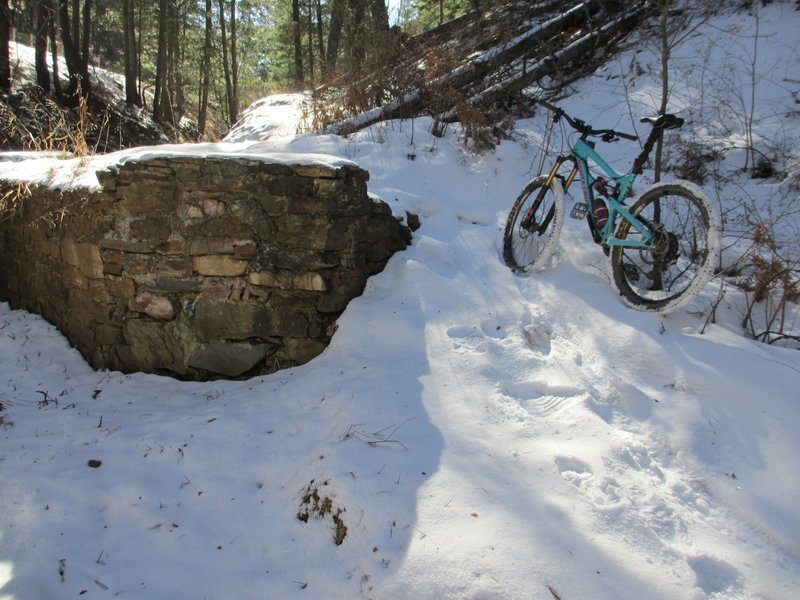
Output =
[{"x1": 616, "y1": 131, "x2": 638, "y2": 141}]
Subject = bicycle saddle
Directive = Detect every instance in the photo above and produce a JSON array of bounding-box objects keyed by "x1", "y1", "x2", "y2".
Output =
[{"x1": 640, "y1": 114, "x2": 684, "y2": 130}]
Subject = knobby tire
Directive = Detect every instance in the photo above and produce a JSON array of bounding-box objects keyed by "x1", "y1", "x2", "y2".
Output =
[
  {"x1": 610, "y1": 181, "x2": 721, "y2": 313},
  {"x1": 503, "y1": 175, "x2": 565, "y2": 273}
]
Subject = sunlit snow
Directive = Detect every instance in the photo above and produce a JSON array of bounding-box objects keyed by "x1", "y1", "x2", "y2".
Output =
[{"x1": 1, "y1": 5, "x2": 798, "y2": 599}]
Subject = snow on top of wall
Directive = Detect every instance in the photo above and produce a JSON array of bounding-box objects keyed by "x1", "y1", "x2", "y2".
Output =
[{"x1": 0, "y1": 142, "x2": 360, "y2": 193}]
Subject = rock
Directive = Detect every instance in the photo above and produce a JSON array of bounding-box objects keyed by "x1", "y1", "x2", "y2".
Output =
[
  {"x1": 193, "y1": 255, "x2": 247, "y2": 276},
  {"x1": 128, "y1": 292, "x2": 177, "y2": 320},
  {"x1": 188, "y1": 342, "x2": 275, "y2": 377}
]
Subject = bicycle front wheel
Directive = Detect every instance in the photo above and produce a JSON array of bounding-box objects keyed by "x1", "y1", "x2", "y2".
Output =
[
  {"x1": 503, "y1": 175, "x2": 565, "y2": 273},
  {"x1": 611, "y1": 181, "x2": 720, "y2": 313}
]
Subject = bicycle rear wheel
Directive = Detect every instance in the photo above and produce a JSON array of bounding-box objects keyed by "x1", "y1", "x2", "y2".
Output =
[
  {"x1": 503, "y1": 175, "x2": 565, "y2": 273},
  {"x1": 611, "y1": 181, "x2": 720, "y2": 313}
]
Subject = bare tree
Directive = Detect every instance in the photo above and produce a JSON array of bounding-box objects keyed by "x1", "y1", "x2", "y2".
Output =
[{"x1": 650, "y1": 0, "x2": 713, "y2": 181}]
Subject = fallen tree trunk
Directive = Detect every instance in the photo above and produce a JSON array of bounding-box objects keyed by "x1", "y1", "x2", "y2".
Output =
[
  {"x1": 323, "y1": 0, "x2": 647, "y2": 136},
  {"x1": 440, "y1": 1, "x2": 650, "y2": 123},
  {"x1": 324, "y1": 0, "x2": 611, "y2": 135}
]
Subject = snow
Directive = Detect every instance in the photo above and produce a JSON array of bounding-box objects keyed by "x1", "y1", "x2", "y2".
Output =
[
  {"x1": 1, "y1": 4, "x2": 799, "y2": 599},
  {"x1": 7, "y1": 41, "x2": 160, "y2": 140},
  {"x1": 0, "y1": 143, "x2": 359, "y2": 192},
  {"x1": 225, "y1": 94, "x2": 308, "y2": 141}
]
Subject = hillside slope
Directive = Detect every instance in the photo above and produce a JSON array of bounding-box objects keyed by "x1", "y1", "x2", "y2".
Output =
[
  {"x1": 2, "y1": 42, "x2": 167, "y2": 152},
  {"x1": 1, "y1": 3, "x2": 799, "y2": 599},
  {"x1": 310, "y1": 0, "x2": 650, "y2": 136}
]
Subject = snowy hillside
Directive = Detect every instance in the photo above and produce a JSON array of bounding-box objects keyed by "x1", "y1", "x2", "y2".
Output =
[
  {"x1": 5, "y1": 42, "x2": 166, "y2": 151},
  {"x1": 1, "y1": 3, "x2": 799, "y2": 600}
]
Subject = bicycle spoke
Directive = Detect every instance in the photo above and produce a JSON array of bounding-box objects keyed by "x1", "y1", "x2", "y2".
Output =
[
  {"x1": 503, "y1": 176, "x2": 565, "y2": 273},
  {"x1": 611, "y1": 182, "x2": 719, "y2": 312}
]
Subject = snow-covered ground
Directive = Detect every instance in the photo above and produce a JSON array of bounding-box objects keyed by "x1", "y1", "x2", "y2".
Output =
[{"x1": 1, "y1": 4, "x2": 799, "y2": 599}]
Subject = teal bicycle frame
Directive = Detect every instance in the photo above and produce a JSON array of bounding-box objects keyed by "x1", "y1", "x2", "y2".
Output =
[
  {"x1": 526, "y1": 102, "x2": 682, "y2": 256},
  {"x1": 565, "y1": 138, "x2": 655, "y2": 249}
]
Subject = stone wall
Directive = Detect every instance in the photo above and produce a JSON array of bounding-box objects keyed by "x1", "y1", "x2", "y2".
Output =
[{"x1": 0, "y1": 154, "x2": 410, "y2": 379}]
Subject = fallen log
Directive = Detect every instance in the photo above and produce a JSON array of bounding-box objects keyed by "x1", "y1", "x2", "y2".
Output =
[
  {"x1": 323, "y1": 0, "x2": 612, "y2": 135},
  {"x1": 439, "y1": 0, "x2": 650, "y2": 123}
]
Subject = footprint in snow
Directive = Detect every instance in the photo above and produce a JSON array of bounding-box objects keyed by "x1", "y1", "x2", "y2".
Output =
[
  {"x1": 446, "y1": 319, "x2": 509, "y2": 352},
  {"x1": 555, "y1": 455, "x2": 597, "y2": 490},
  {"x1": 502, "y1": 379, "x2": 586, "y2": 415},
  {"x1": 687, "y1": 555, "x2": 741, "y2": 596},
  {"x1": 555, "y1": 455, "x2": 593, "y2": 475},
  {"x1": 447, "y1": 325, "x2": 489, "y2": 354},
  {"x1": 520, "y1": 323, "x2": 552, "y2": 355}
]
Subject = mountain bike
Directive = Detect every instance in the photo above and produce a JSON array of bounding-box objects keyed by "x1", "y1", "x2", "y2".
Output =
[{"x1": 503, "y1": 100, "x2": 721, "y2": 313}]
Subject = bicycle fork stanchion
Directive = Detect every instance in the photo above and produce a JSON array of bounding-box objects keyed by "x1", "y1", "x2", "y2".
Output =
[{"x1": 523, "y1": 157, "x2": 574, "y2": 233}]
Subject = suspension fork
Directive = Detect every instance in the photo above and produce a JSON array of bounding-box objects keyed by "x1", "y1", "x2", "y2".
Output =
[{"x1": 523, "y1": 156, "x2": 578, "y2": 232}]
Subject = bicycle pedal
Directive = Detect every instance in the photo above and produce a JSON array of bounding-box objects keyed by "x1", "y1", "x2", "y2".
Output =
[{"x1": 570, "y1": 202, "x2": 588, "y2": 220}]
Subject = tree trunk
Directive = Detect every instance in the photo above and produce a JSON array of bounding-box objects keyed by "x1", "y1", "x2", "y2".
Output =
[
  {"x1": 81, "y1": 0, "x2": 91, "y2": 64},
  {"x1": 371, "y1": 0, "x2": 389, "y2": 31},
  {"x1": 292, "y1": 0, "x2": 303, "y2": 87},
  {"x1": 0, "y1": 0, "x2": 9, "y2": 95},
  {"x1": 307, "y1": 2, "x2": 314, "y2": 82},
  {"x1": 218, "y1": 0, "x2": 234, "y2": 125},
  {"x1": 197, "y1": 0, "x2": 212, "y2": 137},
  {"x1": 58, "y1": 0, "x2": 91, "y2": 99},
  {"x1": 350, "y1": 0, "x2": 367, "y2": 69},
  {"x1": 315, "y1": 0, "x2": 325, "y2": 73},
  {"x1": 70, "y1": 0, "x2": 79, "y2": 45},
  {"x1": 324, "y1": 0, "x2": 643, "y2": 135},
  {"x1": 167, "y1": 0, "x2": 181, "y2": 123},
  {"x1": 35, "y1": 0, "x2": 51, "y2": 92},
  {"x1": 326, "y1": 0, "x2": 345, "y2": 73},
  {"x1": 152, "y1": 0, "x2": 170, "y2": 123},
  {"x1": 121, "y1": 0, "x2": 140, "y2": 105},
  {"x1": 136, "y1": 0, "x2": 143, "y2": 106},
  {"x1": 229, "y1": 0, "x2": 239, "y2": 123},
  {"x1": 654, "y1": 0, "x2": 669, "y2": 184},
  {"x1": 48, "y1": 0, "x2": 61, "y2": 96}
]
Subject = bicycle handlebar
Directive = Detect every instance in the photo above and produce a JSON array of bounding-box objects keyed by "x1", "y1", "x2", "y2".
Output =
[{"x1": 538, "y1": 99, "x2": 638, "y2": 142}]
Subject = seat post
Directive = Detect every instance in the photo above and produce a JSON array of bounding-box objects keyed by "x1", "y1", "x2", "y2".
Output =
[{"x1": 631, "y1": 126, "x2": 662, "y2": 176}]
